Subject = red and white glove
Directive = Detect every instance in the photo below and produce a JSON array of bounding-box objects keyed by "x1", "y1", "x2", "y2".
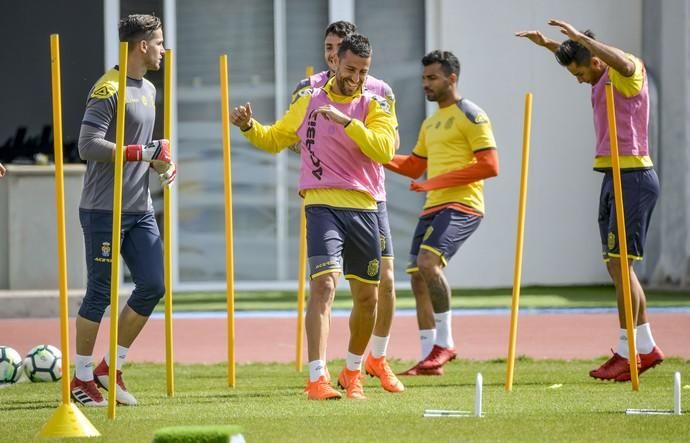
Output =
[{"x1": 125, "y1": 139, "x2": 171, "y2": 163}]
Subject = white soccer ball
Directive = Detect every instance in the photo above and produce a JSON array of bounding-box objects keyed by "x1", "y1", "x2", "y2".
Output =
[
  {"x1": 23, "y1": 344, "x2": 62, "y2": 382},
  {"x1": 0, "y1": 346, "x2": 23, "y2": 384}
]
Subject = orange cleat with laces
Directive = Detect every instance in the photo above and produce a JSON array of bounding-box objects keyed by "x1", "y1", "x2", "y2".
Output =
[
  {"x1": 364, "y1": 354, "x2": 404, "y2": 392},
  {"x1": 337, "y1": 368, "x2": 366, "y2": 400},
  {"x1": 306, "y1": 375, "x2": 342, "y2": 400}
]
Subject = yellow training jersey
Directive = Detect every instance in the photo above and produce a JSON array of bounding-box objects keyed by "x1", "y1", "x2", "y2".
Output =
[{"x1": 412, "y1": 99, "x2": 496, "y2": 215}]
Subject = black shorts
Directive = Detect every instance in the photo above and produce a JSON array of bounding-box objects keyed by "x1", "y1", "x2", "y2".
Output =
[
  {"x1": 306, "y1": 205, "x2": 381, "y2": 283},
  {"x1": 598, "y1": 168, "x2": 659, "y2": 260},
  {"x1": 406, "y1": 208, "x2": 482, "y2": 273}
]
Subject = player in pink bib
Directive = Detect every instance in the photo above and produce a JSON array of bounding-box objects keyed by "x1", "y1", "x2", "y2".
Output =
[
  {"x1": 231, "y1": 34, "x2": 396, "y2": 400},
  {"x1": 290, "y1": 22, "x2": 404, "y2": 393},
  {"x1": 517, "y1": 19, "x2": 664, "y2": 382}
]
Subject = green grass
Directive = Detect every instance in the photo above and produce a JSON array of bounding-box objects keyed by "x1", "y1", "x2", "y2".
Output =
[
  {"x1": 2, "y1": 359, "x2": 689, "y2": 442},
  {"x1": 160, "y1": 285, "x2": 690, "y2": 313}
]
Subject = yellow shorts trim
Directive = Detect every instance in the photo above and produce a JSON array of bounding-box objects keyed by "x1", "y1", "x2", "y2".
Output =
[
  {"x1": 310, "y1": 268, "x2": 342, "y2": 280},
  {"x1": 603, "y1": 253, "x2": 643, "y2": 262},
  {"x1": 382, "y1": 256, "x2": 394, "y2": 261},
  {"x1": 420, "y1": 245, "x2": 448, "y2": 267},
  {"x1": 344, "y1": 274, "x2": 379, "y2": 285},
  {"x1": 405, "y1": 266, "x2": 419, "y2": 274}
]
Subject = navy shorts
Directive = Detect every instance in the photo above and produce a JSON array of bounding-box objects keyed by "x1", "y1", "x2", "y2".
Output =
[
  {"x1": 377, "y1": 201, "x2": 394, "y2": 259},
  {"x1": 406, "y1": 208, "x2": 482, "y2": 273},
  {"x1": 598, "y1": 168, "x2": 659, "y2": 260},
  {"x1": 79, "y1": 209, "x2": 165, "y2": 322},
  {"x1": 306, "y1": 205, "x2": 381, "y2": 283}
]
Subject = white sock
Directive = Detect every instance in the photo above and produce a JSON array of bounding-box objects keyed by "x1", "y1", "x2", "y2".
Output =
[
  {"x1": 75, "y1": 354, "x2": 94, "y2": 381},
  {"x1": 434, "y1": 311, "x2": 454, "y2": 349},
  {"x1": 616, "y1": 328, "x2": 637, "y2": 358},
  {"x1": 346, "y1": 352, "x2": 363, "y2": 372},
  {"x1": 419, "y1": 329, "x2": 436, "y2": 360},
  {"x1": 104, "y1": 345, "x2": 129, "y2": 371},
  {"x1": 309, "y1": 360, "x2": 327, "y2": 382},
  {"x1": 370, "y1": 335, "x2": 389, "y2": 358},
  {"x1": 636, "y1": 323, "x2": 656, "y2": 354}
]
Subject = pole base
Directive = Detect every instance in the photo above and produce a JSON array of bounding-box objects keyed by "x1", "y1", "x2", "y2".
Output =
[{"x1": 38, "y1": 402, "x2": 101, "y2": 438}]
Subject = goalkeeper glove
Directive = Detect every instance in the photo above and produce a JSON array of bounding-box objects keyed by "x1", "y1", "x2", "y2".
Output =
[
  {"x1": 125, "y1": 139, "x2": 171, "y2": 163},
  {"x1": 158, "y1": 161, "x2": 177, "y2": 187}
]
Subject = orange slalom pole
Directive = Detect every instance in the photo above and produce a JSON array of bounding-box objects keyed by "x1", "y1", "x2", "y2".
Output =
[
  {"x1": 107, "y1": 41, "x2": 128, "y2": 419},
  {"x1": 505, "y1": 92, "x2": 532, "y2": 391},
  {"x1": 605, "y1": 82, "x2": 639, "y2": 391},
  {"x1": 40, "y1": 37, "x2": 100, "y2": 438},
  {"x1": 163, "y1": 48, "x2": 175, "y2": 397},
  {"x1": 219, "y1": 54, "x2": 236, "y2": 387},
  {"x1": 295, "y1": 65, "x2": 313, "y2": 372}
]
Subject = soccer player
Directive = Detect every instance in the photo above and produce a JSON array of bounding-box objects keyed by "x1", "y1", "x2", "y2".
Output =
[
  {"x1": 385, "y1": 50, "x2": 499, "y2": 375},
  {"x1": 0, "y1": 162, "x2": 5, "y2": 177},
  {"x1": 291, "y1": 20, "x2": 403, "y2": 393},
  {"x1": 70, "y1": 14, "x2": 175, "y2": 407},
  {"x1": 231, "y1": 34, "x2": 396, "y2": 400},
  {"x1": 516, "y1": 20, "x2": 663, "y2": 382}
]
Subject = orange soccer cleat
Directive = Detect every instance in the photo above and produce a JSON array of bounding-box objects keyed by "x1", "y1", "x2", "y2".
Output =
[
  {"x1": 364, "y1": 354, "x2": 404, "y2": 393},
  {"x1": 306, "y1": 375, "x2": 342, "y2": 400},
  {"x1": 337, "y1": 368, "x2": 366, "y2": 400}
]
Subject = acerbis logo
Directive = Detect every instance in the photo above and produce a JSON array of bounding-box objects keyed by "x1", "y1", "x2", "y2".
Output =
[{"x1": 304, "y1": 110, "x2": 323, "y2": 180}]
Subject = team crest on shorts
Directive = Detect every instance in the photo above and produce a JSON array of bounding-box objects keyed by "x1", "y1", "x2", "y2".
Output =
[
  {"x1": 101, "y1": 241, "x2": 111, "y2": 258},
  {"x1": 423, "y1": 226, "x2": 434, "y2": 241},
  {"x1": 367, "y1": 259, "x2": 380, "y2": 277},
  {"x1": 607, "y1": 232, "x2": 616, "y2": 251}
]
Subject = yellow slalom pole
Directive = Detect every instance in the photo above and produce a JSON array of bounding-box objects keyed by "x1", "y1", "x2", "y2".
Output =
[
  {"x1": 39, "y1": 33, "x2": 101, "y2": 439},
  {"x1": 219, "y1": 54, "x2": 236, "y2": 387},
  {"x1": 295, "y1": 65, "x2": 313, "y2": 372},
  {"x1": 108, "y1": 41, "x2": 129, "y2": 419},
  {"x1": 505, "y1": 92, "x2": 532, "y2": 392},
  {"x1": 51, "y1": 33, "x2": 72, "y2": 409},
  {"x1": 163, "y1": 48, "x2": 175, "y2": 397},
  {"x1": 605, "y1": 82, "x2": 640, "y2": 391}
]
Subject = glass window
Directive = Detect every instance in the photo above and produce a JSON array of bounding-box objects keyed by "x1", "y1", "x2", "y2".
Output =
[
  {"x1": 177, "y1": 0, "x2": 276, "y2": 281},
  {"x1": 356, "y1": 0, "x2": 427, "y2": 277}
]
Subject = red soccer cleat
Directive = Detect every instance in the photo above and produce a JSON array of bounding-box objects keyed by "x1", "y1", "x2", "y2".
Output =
[
  {"x1": 615, "y1": 346, "x2": 665, "y2": 382},
  {"x1": 93, "y1": 358, "x2": 138, "y2": 405},
  {"x1": 397, "y1": 361, "x2": 444, "y2": 376},
  {"x1": 417, "y1": 345, "x2": 457, "y2": 370},
  {"x1": 70, "y1": 377, "x2": 107, "y2": 407},
  {"x1": 589, "y1": 350, "x2": 640, "y2": 381}
]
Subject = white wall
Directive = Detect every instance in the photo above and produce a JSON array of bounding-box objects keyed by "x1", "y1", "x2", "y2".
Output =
[{"x1": 436, "y1": 0, "x2": 642, "y2": 287}]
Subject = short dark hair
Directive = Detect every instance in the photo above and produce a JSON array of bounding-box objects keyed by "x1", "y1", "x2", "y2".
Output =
[
  {"x1": 324, "y1": 21, "x2": 357, "y2": 39},
  {"x1": 337, "y1": 33, "x2": 371, "y2": 59},
  {"x1": 118, "y1": 14, "x2": 162, "y2": 44},
  {"x1": 554, "y1": 30, "x2": 596, "y2": 66},
  {"x1": 421, "y1": 50, "x2": 460, "y2": 77}
]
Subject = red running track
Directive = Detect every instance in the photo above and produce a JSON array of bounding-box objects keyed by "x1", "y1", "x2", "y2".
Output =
[{"x1": 1, "y1": 312, "x2": 688, "y2": 363}]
